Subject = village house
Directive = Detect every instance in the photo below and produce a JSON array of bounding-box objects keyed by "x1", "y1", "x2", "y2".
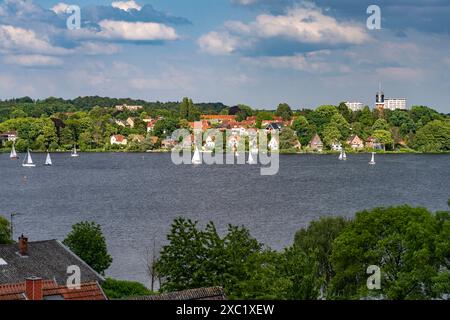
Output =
[
  {"x1": 161, "y1": 137, "x2": 178, "y2": 149},
  {"x1": 365, "y1": 136, "x2": 383, "y2": 150},
  {"x1": 264, "y1": 122, "x2": 284, "y2": 134},
  {"x1": 308, "y1": 134, "x2": 323, "y2": 152},
  {"x1": 126, "y1": 117, "x2": 135, "y2": 128},
  {"x1": 130, "y1": 134, "x2": 145, "y2": 143},
  {"x1": 0, "y1": 235, "x2": 106, "y2": 300},
  {"x1": 347, "y1": 134, "x2": 364, "y2": 150},
  {"x1": 110, "y1": 134, "x2": 128, "y2": 146},
  {"x1": 115, "y1": 104, "x2": 143, "y2": 112},
  {"x1": 268, "y1": 136, "x2": 279, "y2": 151},
  {"x1": 201, "y1": 115, "x2": 236, "y2": 125},
  {"x1": 204, "y1": 135, "x2": 215, "y2": 150},
  {"x1": 331, "y1": 141, "x2": 343, "y2": 151},
  {"x1": 115, "y1": 119, "x2": 128, "y2": 127},
  {"x1": 0, "y1": 131, "x2": 18, "y2": 146}
]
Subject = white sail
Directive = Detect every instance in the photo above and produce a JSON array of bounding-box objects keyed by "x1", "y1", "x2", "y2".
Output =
[
  {"x1": 71, "y1": 145, "x2": 79, "y2": 157},
  {"x1": 343, "y1": 150, "x2": 347, "y2": 160},
  {"x1": 22, "y1": 149, "x2": 36, "y2": 167},
  {"x1": 45, "y1": 152, "x2": 52, "y2": 166},
  {"x1": 338, "y1": 150, "x2": 343, "y2": 160},
  {"x1": 192, "y1": 146, "x2": 201, "y2": 165},
  {"x1": 10, "y1": 143, "x2": 18, "y2": 159},
  {"x1": 369, "y1": 152, "x2": 376, "y2": 165},
  {"x1": 248, "y1": 151, "x2": 257, "y2": 164}
]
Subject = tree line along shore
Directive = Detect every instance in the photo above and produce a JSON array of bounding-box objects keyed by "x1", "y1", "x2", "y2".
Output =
[{"x1": 0, "y1": 96, "x2": 449, "y2": 153}]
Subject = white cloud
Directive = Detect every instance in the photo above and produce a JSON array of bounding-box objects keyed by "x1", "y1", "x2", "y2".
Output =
[
  {"x1": 0, "y1": 24, "x2": 70, "y2": 55},
  {"x1": 111, "y1": 1, "x2": 142, "y2": 12},
  {"x1": 3, "y1": 54, "x2": 63, "y2": 67},
  {"x1": 98, "y1": 20, "x2": 178, "y2": 41},
  {"x1": 51, "y1": 2, "x2": 70, "y2": 14},
  {"x1": 199, "y1": 7, "x2": 368, "y2": 56},
  {"x1": 198, "y1": 31, "x2": 244, "y2": 55}
]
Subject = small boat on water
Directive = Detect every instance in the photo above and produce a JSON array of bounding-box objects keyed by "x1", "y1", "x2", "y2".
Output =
[
  {"x1": 338, "y1": 149, "x2": 347, "y2": 161},
  {"x1": 192, "y1": 146, "x2": 201, "y2": 165},
  {"x1": 22, "y1": 149, "x2": 36, "y2": 167},
  {"x1": 369, "y1": 152, "x2": 376, "y2": 165},
  {"x1": 71, "y1": 145, "x2": 79, "y2": 157},
  {"x1": 10, "y1": 142, "x2": 19, "y2": 160},
  {"x1": 247, "y1": 151, "x2": 257, "y2": 164},
  {"x1": 44, "y1": 151, "x2": 52, "y2": 166}
]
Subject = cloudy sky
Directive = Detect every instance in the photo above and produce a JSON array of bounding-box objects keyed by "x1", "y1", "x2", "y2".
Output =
[{"x1": 0, "y1": 0, "x2": 449, "y2": 112}]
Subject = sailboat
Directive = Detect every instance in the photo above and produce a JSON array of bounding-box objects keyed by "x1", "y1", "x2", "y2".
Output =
[
  {"x1": 247, "y1": 150, "x2": 257, "y2": 164},
  {"x1": 71, "y1": 145, "x2": 79, "y2": 157},
  {"x1": 44, "y1": 151, "x2": 52, "y2": 166},
  {"x1": 192, "y1": 146, "x2": 201, "y2": 165},
  {"x1": 338, "y1": 149, "x2": 347, "y2": 161},
  {"x1": 369, "y1": 152, "x2": 376, "y2": 165},
  {"x1": 22, "y1": 149, "x2": 36, "y2": 167},
  {"x1": 10, "y1": 142, "x2": 18, "y2": 159}
]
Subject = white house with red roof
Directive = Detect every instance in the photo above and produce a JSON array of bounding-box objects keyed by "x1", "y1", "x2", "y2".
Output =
[{"x1": 110, "y1": 134, "x2": 127, "y2": 145}]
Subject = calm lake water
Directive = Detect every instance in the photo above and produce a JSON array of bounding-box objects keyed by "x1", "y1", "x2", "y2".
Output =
[{"x1": 0, "y1": 153, "x2": 449, "y2": 286}]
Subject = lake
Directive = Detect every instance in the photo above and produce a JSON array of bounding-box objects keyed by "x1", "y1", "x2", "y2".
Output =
[{"x1": 0, "y1": 152, "x2": 449, "y2": 286}]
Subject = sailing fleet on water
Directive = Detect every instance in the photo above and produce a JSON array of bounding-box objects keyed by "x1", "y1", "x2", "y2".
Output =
[
  {"x1": 8, "y1": 142, "x2": 378, "y2": 166},
  {"x1": 8, "y1": 142, "x2": 78, "y2": 167}
]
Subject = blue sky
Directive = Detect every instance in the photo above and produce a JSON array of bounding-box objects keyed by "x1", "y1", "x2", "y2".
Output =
[{"x1": 1, "y1": 0, "x2": 449, "y2": 112}]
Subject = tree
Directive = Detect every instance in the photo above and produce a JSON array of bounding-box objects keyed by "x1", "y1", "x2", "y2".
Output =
[
  {"x1": 358, "y1": 106, "x2": 374, "y2": 127},
  {"x1": 411, "y1": 106, "x2": 442, "y2": 127},
  {"x1": 279, "y1": 127, "x2": 300, "y2": 150},
  {"x1": 414, "y1": 120, "x2": 450, "y2": 152},
  {"x1": 155, "y1": 217, "x2": 271, "y2": 298},
  {"x1": 322, "y1": 124, "x2": 341, "y2": 147},
  {"x1": 275, "y1": 103, "x2": 293, "y2": 121},
  {"x1": 152, "y1": 118, "x2": 179, "y2": 138},
  {"x1": 372, "y1": 118, "x2": 390, "y2": 131},
  {"x1": 293, "y1": 217, "x2": 350, "y2": 296},
  {"x1": 330, "y1": 113, "x2": 350, "y2": 139},
  {"x1": 337, "y1": 102, "x2": 352, "y2": 123},
  {"x1": 291, "y1": 115, "x2": 312, "y2": 146},
  {"x1": 330, "y1": 206, "x2": 450, "y2": 300},
  {"x1": 101, "y1": 278, "x2": 153, "y2": 299},
  {"x1": 235, "y1": 104, "x2": 253, "y2": 122},
  {"x1": 63, "y1": 221, "x2": 112, "y2": 275},
  {"x1": 307, "y1": 105, "x2": 339, "y2": 134},
  {"x1": 0, "y1": 216, "x2": 12, "y2": 244},
  {"x1": 372, "y1": 129, "x2": 393, "y2": 151}
]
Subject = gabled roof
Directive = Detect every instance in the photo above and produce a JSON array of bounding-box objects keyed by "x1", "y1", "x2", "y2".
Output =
[
  {"x1": 0, "y1": 280, "x2": 106, "y2": 300},
  {"x1": 309, "y1": 134, "x2": 323, "y2": 145},
  {"x1": 112, "y1": 134, "x2": 126, "y2": 142},
  {"x1": 0, "y1": 240, "x2": 104, "y2": 285},
  {"x1": 129, "y1": 287, "x2": 226, "y2": 301}
]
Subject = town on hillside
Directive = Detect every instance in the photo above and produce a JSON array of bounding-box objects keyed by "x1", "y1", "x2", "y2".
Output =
[{"x1": 0, "y1": 89, "x2": 449, "y2": 154}]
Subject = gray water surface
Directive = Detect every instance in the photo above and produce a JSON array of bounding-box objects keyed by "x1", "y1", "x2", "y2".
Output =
[{"x1": 0, "y1": 153, "x2": 449, "y2": 285}]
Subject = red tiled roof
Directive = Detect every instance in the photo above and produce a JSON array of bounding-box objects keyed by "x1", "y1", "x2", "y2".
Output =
[
  {"x1": 0, "y1": 280, "x2": 106, "y2": 301},
  {"x1": 113, "y1": 134, "x2": 126, "y2": 142},
  {"x1": 201, "y1": 115, "x2": 236, "y2": 120}
]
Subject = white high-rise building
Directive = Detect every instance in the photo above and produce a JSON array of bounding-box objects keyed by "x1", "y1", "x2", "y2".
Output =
[
  {"x1": 384, "y1": 98, "x2": 407, "y2": 110},
  {"x1": 345, "y1": 101, "x2": 364, "y2": 112}
]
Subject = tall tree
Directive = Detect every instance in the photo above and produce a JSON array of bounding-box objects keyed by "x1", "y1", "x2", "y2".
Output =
[{"x1": 63, "y1": 221, "x2": 112, "y2": 275}]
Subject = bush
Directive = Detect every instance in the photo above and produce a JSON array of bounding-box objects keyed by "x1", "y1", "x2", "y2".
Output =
[{"x1": 101, "y1": 278, "x2": 153, "y2": 299}]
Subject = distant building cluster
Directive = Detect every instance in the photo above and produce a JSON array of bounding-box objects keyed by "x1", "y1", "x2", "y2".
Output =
[
  {"x1": 346, "y1": 84, "x2": 407, "y2": 112},
  {"x1": 115, "y1": 104, "x2": 143, "y2": 112}
]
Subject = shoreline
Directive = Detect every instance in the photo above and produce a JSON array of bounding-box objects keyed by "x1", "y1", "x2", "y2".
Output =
[{"x1": 1, "y1": 149, "x2": 449, "y2": 155}]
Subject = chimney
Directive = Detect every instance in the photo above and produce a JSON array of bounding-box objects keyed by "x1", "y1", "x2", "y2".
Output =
[
  {"x1": 19, "y1": 234, "x2": 28, "y2": 256},
  {"x1": 25, "y1": 277, "x2": 43, "y2": 300}
]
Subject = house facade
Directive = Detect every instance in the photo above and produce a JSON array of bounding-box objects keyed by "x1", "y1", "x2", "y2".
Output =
[
  {"x1": 110, "y1": 134, "x2": 128, "y2": 145},
  {"x1": 308, "y1": 134, "x2": 323, "y2": 152},
  {"x1": 347, "y1": 135, "x2": 364, "y2": 150}
]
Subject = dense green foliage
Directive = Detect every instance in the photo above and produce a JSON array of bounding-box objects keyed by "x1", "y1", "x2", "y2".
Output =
[
  {"x1": 63, "y1": 221, "x2": 113, "y2": 275},
  {"x1": 101, "y1": 278, "x2": 153, "y2": 299},
  {"x1": 0, "y1": 97, "x2": 448, "y2": 152},
  {"x1": 156, "y1": 205, "x2": 450, "y2": 300},
  {"x1": 0, "y1": 215, "x2": 12, "y2": 244}
]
